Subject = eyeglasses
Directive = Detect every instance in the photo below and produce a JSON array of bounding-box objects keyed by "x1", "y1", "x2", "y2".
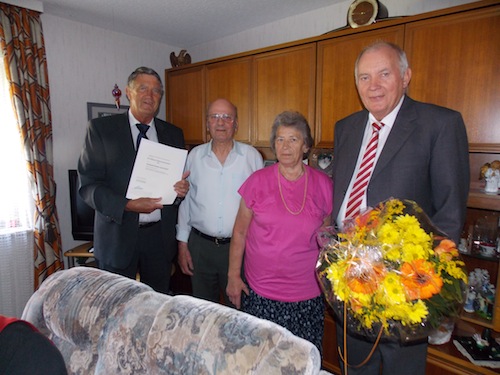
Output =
[{"x1": 207, "y1": 113, "x2": 234, "y2": 124}]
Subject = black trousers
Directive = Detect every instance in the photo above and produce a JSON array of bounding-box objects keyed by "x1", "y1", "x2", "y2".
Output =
[
  {"x1": 0, "y1": 322, "x2": 67, "y2": 375},
  {"x1": 98, "y1": 222, "x2": 173, "y2": 294},
  {"x1": 188, "y1": 230, "x2": 232, "y2": 305},
  {"x1": 336, "y1": 322, "x2": 427, "y2": 375}
]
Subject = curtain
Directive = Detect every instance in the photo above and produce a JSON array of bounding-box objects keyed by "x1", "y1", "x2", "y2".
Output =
[
  {"x1": 0, "y1": 230, "x2": 34, "y2": 317},
  {"x1": 0, "y1": 4, "x2": 63, "y2": 289}
]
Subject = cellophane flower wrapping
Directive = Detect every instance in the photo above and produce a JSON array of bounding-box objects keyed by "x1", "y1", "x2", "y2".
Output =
[{"x1": 316, "y1": 198, "x2": 467, "y2": 343}]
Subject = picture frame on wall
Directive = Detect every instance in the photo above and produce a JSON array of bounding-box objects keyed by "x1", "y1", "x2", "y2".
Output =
[
  {"x1": 264, "y1": 160, "x2": 277, "y2": 167},
  {"x1": 87, "y1": 102, "x2": 129, "y2": 121}
]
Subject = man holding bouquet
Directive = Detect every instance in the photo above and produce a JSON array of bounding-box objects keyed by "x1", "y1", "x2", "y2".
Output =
[{"x1": 331, "y1": 42, "x2": 469, "y2": 374}]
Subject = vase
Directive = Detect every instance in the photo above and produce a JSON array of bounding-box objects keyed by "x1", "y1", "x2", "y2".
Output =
[{"x1": 428, "y1": 319, "x2": 455, "y2": 345}]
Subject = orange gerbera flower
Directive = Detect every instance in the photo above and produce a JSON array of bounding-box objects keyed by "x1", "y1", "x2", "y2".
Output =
[
  {"x1": 434, "y1": 239, "x2": 458, "y2": 261},
  {"x1": 400, "y1": 259, "x2": 443, "y2": 300},
  {"x1": 346, "y1": 258, "x2": 386, "y2": 294},
  {"x1": 354, "y1": 209, "x2": 380, "y2": 232}
]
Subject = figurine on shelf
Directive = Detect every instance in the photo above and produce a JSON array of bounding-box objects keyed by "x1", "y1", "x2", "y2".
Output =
[
  {"x1": 464, "y1": 285, "x2": 476, "y2": 313},
  {"x1": 170, "y1": 50, "x2": 191, "y2": 68},
  {"x1": 466, "y1": 268, "x2": 496, "y2": 320},
  {"x1": 472, "y1": 333, "x2": 490, "y2": 350},
  {"x1": 112, "y1": 84, "x2": 122, "y2": 109},
  {"x1": 484, "y1": 168, "x2": 499, "y2": 193},
  {"x1": 480, "y1": 160, "x2": 500, "y2": 193}
]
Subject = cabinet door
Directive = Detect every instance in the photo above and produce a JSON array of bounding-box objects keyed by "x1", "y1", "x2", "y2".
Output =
[
  {"x1": 316, "y1": 26, "x2": 405, "y2": 148},
  {"x1": 405, "y1": 6, "x2": 500, "y2": 147},
  {"x1": 253, "y1": 44, "x2": 316, "y2": 147},
  {"x1": 165, "y1": 66, "x2": 205, "y2": 145},
  {"x1": 322, "y1": 308, "x2": 341, "y2": 374},
  {"x1": 206, "y1": 57, "x2": 252, "y2": 143}
]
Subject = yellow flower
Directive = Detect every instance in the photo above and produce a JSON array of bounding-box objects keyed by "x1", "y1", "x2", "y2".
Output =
[
  {"x1": 388, "y1": 300, "x2": 428, "y2": 325},
  {"x1": 438, "y1": 259, "x2": 468, "y2": 283},
  {"x1": 377, "y1": 272, "x2": 406, "y2": 304},
  {"x1": 316, "y1": 198, "x2": 466, "y2": 339},
  {"x1": 326, "y1": 262, "x2": 349, "y2": 300}
]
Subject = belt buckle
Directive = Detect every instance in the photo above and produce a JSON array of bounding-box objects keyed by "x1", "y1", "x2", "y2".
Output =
[{"x1": 215, "y1": 237, "x2": 220, "y2": 246}]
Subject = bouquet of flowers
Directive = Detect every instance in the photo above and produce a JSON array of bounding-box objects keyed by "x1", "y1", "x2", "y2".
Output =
[{"x1": 316, "y1": 198, "x2": 467, "y2": 343}]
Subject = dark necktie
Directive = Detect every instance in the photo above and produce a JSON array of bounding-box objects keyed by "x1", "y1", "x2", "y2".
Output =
[{"x1": 136, "y1": 123, "x2": 149, "y2": 150}]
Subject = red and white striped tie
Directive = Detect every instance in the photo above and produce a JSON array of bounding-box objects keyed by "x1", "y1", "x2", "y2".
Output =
[{"x1": 345, "y1": 122, "x2": 384, "y2": 220}]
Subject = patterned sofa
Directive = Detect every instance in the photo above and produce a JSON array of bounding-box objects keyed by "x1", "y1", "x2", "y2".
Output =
[{"x1": 22, "y1": 267, "x2": 332, "y2": 375}]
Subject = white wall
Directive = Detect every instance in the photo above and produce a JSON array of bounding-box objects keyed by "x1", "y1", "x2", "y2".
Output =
[
  {"x1": 189, "y1": 0, "x2": 478, "y2": 62},
  {"x1": 41, "y1": 0, "x2": 477, "y2": 254},
  {"x1": 41, "y1": 14, "x2": 179, "y2": 253}
]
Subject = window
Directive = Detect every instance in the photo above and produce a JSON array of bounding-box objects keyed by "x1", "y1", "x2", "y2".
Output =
[{"x1": 0, "y1": 57, "x2": 33, "y2": 232}]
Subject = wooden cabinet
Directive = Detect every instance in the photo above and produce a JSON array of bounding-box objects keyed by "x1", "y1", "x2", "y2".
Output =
[
  {"x1": 166, "y1": 45, "x2": 316, "y2": 147},
  {"x1": 166, "y1": 2, "x2": 499, "y2": 150},
  {"x1": 165, "y1": 2, "x2": 500, "y2": 372},
  {"x1": 404, "y1": 6, "x2": 500, "y2": 148},
  {"x1": 206, "y1": 57, "x2": 253, "y2": 143},
  {"x1": 461, "y1": 151, "x2": 500, "y2": 333},
  {"x1": 252, "y1": 44, "x2": 316, "y2": 147},
  {"x1": 165, "y1": 65, "x2": 205, "y2": 145},
  {"x1": 322, "y1": 309, "x2": 341, "y2": 374},
  {"x1": 315, "y1": 26, "x2": 405, "y2": 147},
  {"x1": 403, "y1": 0, "x2": 500, "y2": 340}
]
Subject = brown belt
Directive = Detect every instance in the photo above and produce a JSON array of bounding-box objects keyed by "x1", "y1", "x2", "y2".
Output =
[{"x1": 192, "y1": 227, "x2": 231, "y2": 245}]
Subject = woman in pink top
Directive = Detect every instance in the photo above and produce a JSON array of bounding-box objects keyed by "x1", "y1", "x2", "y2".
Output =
[{"x1": 227, "y1": 111, "x2": 333, "y2": 352}]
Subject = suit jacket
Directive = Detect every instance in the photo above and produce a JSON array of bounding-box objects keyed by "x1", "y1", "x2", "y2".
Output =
[
  {"x1": 77, "y1": 112, "x2": 185, "y2": 268},
  {"x1": 332, "y1": 96, "x2": 470, "y2": 243}
]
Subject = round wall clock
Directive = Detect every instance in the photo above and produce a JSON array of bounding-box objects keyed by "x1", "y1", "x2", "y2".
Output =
[{"x1": 347, "y1": 0, "x2": 388, "y2": 29}]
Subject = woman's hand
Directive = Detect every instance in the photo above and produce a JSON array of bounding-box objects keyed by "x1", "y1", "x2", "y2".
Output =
[{"x1": 226, "y1": 275, "x2": 249, "y2": 309}]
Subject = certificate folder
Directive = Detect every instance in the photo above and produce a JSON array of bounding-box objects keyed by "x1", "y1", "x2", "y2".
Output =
[{"x1": 126, "y1": 139, "x2": 187, "y2": 205}]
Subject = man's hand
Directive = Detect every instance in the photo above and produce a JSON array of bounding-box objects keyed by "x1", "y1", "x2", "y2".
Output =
[
  {"x1": 125, "y1": 197, "x2": 162, "y2": 213},
  {"x1": 174, "y1": 171, "x2": 190, "y2": 198},
  {"x1": 178, "y1": 241, "x2": 194, "y2": 276}
]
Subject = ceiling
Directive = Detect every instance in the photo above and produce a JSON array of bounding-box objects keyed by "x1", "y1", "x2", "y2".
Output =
[{"x1": 40, "y1": 0, "x2": 346, "y2": 48}]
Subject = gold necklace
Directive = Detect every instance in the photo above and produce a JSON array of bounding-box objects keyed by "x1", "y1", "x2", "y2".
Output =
[{"x1": 277, "y1": 166, "x2": 308, "y2": 215}]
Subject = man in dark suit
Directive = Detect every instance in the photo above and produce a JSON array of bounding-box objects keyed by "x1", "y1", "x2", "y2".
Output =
[
  {"x1": 331, "y1": 42, "x2": 469, "y2": 374},
  {"x1": 78, "y1": 67, "x2": 189, "y2": 294}
]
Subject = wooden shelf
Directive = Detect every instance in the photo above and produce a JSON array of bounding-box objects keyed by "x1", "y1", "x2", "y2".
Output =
[
  {"x1": 322, "y1": 312, "x2": 500, "y2": 374},
  {"x1": 427, "y1": 320, "x2": 500, "y2": 375},
  {"x1": 468, "y1": 189, "x2": 500, "y2": 211},
  {"x1": 427, "y1": 344, "x2": 500, "y2": 375},
  {"x1": 470, "y1": 144, "x2": 500, "y2": 154},
  {"x1": 461, "y1": 311, "x2": 495, "y2": 330}
]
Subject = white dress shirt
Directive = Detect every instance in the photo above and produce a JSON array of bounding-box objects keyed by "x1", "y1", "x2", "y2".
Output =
[
  {"x1": 128, "y1": 111, "x2": 161, "y2": 223},
  {"x1": 337, "y1": 96, "x2": 405, "y2": 229},
  {"x1": 176, "y1": 140, "x2": 263, "y2": 242}
]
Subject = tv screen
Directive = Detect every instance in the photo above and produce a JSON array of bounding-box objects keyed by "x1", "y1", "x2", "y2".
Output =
[{"x1": 68, "y1": 169, "x2": 94, "y2": 241}]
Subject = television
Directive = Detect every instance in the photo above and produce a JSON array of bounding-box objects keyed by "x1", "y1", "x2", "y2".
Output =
[{"x1": 68, "y1": 169, "x2": 94, "y2": 241}]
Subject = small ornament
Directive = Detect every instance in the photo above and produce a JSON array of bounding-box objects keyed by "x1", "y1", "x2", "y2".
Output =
[
  {"x1": 170, "y1": 50, "x2": 192, "y2": 68},
  {"x1": 479, "y1": 160, "x2": 500, "y2": 193},
  {"x1": 112, "y1": 84, "x2": 122, "y2": 109},
  {"x1": 463, "y1": 285, "x2": 476, "y2": 313}
]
